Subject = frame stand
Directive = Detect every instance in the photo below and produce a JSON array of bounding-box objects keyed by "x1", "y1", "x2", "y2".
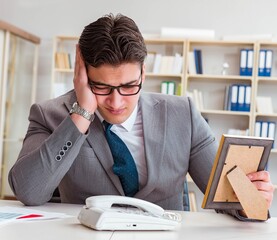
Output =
[{"x1": 227, "y1": 165, "x2": 268, "y2": 221}]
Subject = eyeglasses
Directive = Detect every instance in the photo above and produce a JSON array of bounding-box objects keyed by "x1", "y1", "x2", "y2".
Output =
[{"x1": 88, "y1": 70, "x2": 142, "y2": 96}]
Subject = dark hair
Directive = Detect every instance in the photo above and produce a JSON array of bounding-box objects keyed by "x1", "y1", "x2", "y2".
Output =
[{"x1": 79, "y1": 13, "x2": 147, "y2": 67}]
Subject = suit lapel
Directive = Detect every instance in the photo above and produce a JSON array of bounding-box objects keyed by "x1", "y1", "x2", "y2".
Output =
[
  {"x1": 86, "y1": 117, "x2": 124, "y2": 195},
  {"x1": 135, "y1": 94, "x2": 167, "y2": 199},
  {"x1": 63, "y1": 92, "x2": 124, "y2": 195}
]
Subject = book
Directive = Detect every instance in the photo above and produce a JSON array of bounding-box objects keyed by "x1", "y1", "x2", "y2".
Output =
[
  {"x1": 188, "y1": 51, "x2": 196, "y2": 74},
  {"x1": 145, "y1": 53, "x2": 156, "y2": 73},
  {"x1": 194, "y1": 49, "x2": 203, "y2": 74},
  {"x1": 152, "y1": 54, "x2": 162, "y2": 74},
  {"x1": 256, "y1": 96, "x2": 273, "y2": 114}
]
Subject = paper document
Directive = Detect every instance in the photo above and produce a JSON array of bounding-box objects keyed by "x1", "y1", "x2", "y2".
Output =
[{"x1": 0, "y1": 206, "x2": 71, "y2": 226}]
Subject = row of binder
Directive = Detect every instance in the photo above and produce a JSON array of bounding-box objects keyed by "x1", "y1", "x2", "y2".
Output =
[
  {"x1": 239, "y1": 49, "x2": 253, "y2": 76},
  {"x1": 240, "y1": 49, "x2": 273, "y2": 77},
  {"x1": 160, "y1": 81, "x2": 176, "y2": 95},
  {"x1": 224, "y1": 84, "x2": 251, "y2": 112},
  {"x1": 258, "y1": 49, "x2": 273, "y2": 77},
  {"x1": 255, "y1": 121, "x2": 276, "y2": 147}
]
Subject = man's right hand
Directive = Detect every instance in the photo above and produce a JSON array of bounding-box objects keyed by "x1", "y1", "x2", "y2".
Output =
[{"x1": 71, "y1": 45, "x2": 97, "y2": 133}]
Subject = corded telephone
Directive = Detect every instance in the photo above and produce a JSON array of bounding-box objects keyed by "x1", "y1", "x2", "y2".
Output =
[{"x1": 78, "y1": 195, "x2": 182, "y2": 230}]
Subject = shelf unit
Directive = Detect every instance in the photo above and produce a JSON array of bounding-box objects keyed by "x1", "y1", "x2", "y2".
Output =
[
  {"x1": 51, "y1": 36, "x2": 78, "y2": 98},
  {"x1": 0, "y1": 21, "x2": 40, "y2": 198},
  {"x1": 143, "y1": 38, "x2": 186, "y2": 95},
  {"x1": 184, "y1": 40, "x2": 258, "y2": 141}
]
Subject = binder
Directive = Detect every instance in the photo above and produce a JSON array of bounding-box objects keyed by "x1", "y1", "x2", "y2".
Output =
[
  {"x1": 244, "y1": 85, "x2": 251, "y2": 112},
  {"x1": 161, "y1": 81, "x2": 175, "y2": 95},
  {"x1": 268, "y1": 122, "x2": 276, "y2": 148},
  {"x1": 167, "y1": 82, "x2": 175, "y2": 95},
  {"x1": 246, "y1": 49, "x2": 254, "y2": 76},
  {"x1": 255, "y1": 121, "x2": 262, "y2": 137},
  {"x1": 261, "y1": 121, "x2": 269, "y2": 138},
  {"x1": 239, "y1": 49, "x2": 247, "y2": 76},
  {"x1": 265, "y1": 50, "x2": 273, "y2": 77},
  {"x1": 258, "y1": 49, "x2": 266, "y2": 76},
  {"x1": 194, "y1": 49, "x2": 203, "y2": 74},
  {"x1": 223, "y1": 85, "x2": 231, "y2": 110},
  {"x1": 230, "y1": 84, "x2": 238, "y2": 111},
  {"x1": 161, "y1": 81, "x2": 168, "y2": 94},
  {"x1": 237, "y1": 85, "x2": 245, "y2": 111}
]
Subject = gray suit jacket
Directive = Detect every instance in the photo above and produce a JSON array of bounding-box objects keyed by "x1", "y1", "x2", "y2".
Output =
[{"x1": 9, "y1": 90, "x2": 217, "y2": 210}]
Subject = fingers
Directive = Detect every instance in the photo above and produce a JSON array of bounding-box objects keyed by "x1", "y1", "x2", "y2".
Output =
[
  {"x1": 247, "y1": 171, "x2": 275, "y2": 209},
  {"x1": 247, "y1": 170, "x2": 270, "y2": 182},
  {"x1": 74, "y1": 45, "x2": 88, "y2": 88}
]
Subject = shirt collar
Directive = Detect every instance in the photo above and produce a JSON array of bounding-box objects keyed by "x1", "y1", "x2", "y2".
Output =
[{"x1": 96, "y1": 105, "x2": 138, "y2": 132}]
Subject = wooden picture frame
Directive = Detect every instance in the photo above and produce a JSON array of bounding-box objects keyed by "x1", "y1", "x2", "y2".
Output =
[{"x1": 202, "y1": 134, "x2": 273, "y2": 210}]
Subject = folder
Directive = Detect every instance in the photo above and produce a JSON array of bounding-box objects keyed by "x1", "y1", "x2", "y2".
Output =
[
  {"x1": 167, "y1": 82, "x2": 176, "y2": 95},
  {"x1": 265, "y1": 50, "x2": 273, "y2": 77},
  {"x1": 161, "y1": 81, "x2": 168, "y2": 94},
  {"x1": 255, "y1": 121, "x2": 262, "y2": 137},
  {"x1": 268, "y1": 122, "x2": 276, "y2": 148},
  {"x1": 237, "y1": 85, "x2": 245, "y2": 111},
  {"x1": 246, "y1": 49, "x2": 254, "y2": 76},
  {"x1": 244, "y1": 85, "x2": 251, "y2": 112},
  {"x1": 239, "y1": 49, "x2": 247, "y2": 76},
  {"x1": 261, "y1": 121, "x2": 269, "y2": 138},
  {"x1": 230, "y1": 84, "x2": 238, "y2": 111},
  {"x1": 258, "y1": 49, "x2": 266, "y2": 76}
]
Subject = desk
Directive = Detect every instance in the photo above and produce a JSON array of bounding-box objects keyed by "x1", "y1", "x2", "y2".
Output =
[{"x1": 1, "y1": 200, "x2": 277, "y2": 240}]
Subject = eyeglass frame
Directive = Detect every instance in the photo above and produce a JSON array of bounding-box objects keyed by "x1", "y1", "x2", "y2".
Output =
[{"x1": 88, "y1": 68, "x2": 143, "y2": 96}]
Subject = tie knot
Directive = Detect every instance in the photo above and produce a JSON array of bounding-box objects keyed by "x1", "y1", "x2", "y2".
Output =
[{"x1": 103, "y1": 120, "x2": 112, "y2": 131}]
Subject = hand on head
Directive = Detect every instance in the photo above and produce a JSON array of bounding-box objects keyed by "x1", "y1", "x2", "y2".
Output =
[{"x1": 73, "y1": 44, "x2": 97, "y2": 113}]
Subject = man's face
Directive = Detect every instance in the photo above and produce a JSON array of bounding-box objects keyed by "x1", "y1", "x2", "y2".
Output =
[{"x1": 87, "y1": 63, "x2": 145, "y2": 124}]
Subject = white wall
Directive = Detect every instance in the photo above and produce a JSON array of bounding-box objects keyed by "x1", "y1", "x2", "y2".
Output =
[{"x1": 2, "y1": 0, "x2": 277, "y2": 101}]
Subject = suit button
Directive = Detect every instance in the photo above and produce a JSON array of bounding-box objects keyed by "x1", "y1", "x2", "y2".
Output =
[
  {"x1": 59, "y1": 150, "x2": 65, "y2": 156},
  {"x1": 55, "y1": 155, "x2": 62, "y2": 161},
  {"x1": 66, "y1": 141, "x2": 72, "y2": 147}
]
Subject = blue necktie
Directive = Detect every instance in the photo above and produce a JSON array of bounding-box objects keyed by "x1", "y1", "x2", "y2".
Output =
[{"x1": 103, "y1": 121, "x2": 139, "y2": 197}]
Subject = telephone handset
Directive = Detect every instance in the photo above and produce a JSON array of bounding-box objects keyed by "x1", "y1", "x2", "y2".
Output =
[{"x1": 78, "y1": 195, "x2": 182, "y2": 231}]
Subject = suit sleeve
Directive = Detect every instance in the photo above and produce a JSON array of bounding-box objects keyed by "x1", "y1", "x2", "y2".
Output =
[{"x1": 8, "y1": 103, "x2": 87, "y2": 205}]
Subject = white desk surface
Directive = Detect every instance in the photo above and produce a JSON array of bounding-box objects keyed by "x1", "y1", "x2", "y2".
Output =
[{"x1": 1, "y1": 200, "x2": 277, "y2": 240}]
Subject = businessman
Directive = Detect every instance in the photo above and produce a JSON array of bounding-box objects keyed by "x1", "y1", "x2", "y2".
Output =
[{"x1": 9, "y1": 14, "x2": 274, "y2": 220}]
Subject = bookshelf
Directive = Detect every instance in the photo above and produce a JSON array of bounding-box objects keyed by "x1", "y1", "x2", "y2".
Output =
[
  {"x1": 143, "y1": 38, "x2": 186, "y2": 95},
  {"x1": 51, "y1": 36, "x2": 78, "y2": 98},
  {"x1": 50, "y1": 36, "x2": 277, "y2": 213},
  {"x1": 184, "y1": 40, "x2": 257, "y2": 141},
  {"x1": 0, "y1": 21, "x2": 40, "y2": 198}
]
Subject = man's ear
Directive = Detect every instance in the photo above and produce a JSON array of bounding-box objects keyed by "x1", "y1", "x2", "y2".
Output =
[{"x1": 141, "y1": 64, "x2": 146, "y2": 84}]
